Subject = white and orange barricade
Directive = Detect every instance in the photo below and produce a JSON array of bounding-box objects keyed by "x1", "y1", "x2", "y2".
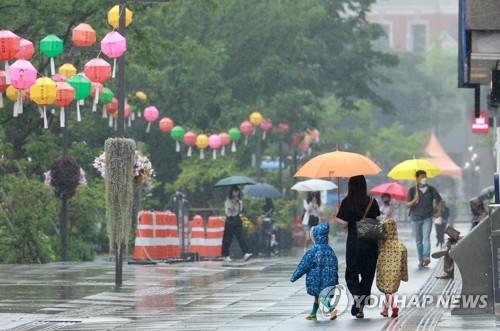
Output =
[
  {"x1": 189, "y1": 215, "x2": 206, "y2": 256},
  {"x1": 204, "y1": 216, "x2": 225, "y2": 258},
  {"x1": 132, "y1": 211, "x2": 180, "y2": 261},
  {"x1": 293, "y1": 216, "x2": 304, "y2": 247}
]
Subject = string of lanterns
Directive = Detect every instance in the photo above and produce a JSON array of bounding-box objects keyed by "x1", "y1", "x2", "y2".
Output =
[{"x1": 0, "y1": 4, "x2": 319, "y2": 159}]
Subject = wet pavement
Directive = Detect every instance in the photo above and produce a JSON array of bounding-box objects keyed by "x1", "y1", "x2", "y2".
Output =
[{"x1": 0, "y1": 222, "x2": 487, "y2": 331}]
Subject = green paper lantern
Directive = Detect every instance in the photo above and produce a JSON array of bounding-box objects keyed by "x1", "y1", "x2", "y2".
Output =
[
  {"x1": 40, "y1": 34, "x2": 64, "y2": 75},
  {"x1": 100, "y1": 88, "x2": 114, "y2": 104},
  {"x1": 170, "y1": 126, "x2": 186, "y2": 141},
  {"x1": 228, "y1": 127, "x2": 241, "y2": 152},
  {"x1": 67, "y1": 74, "x2": 91, "y2": 122}
]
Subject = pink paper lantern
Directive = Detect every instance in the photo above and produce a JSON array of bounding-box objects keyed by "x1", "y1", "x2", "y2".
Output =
[
  {"x1": 209, "y1": 134, "x2": 222, "y2": 159},
  {"x1": 278, "y1": 123, "x2": 289, "y2": 134},
  {"x1": 100, "y1": 31, "x2": 127, "y2": 78},
  {"x1": 219, "y1": 133, "x2": 230, "y2": 156},
  {"x1": 15, "y1": 39, "x2": 35, "y2": 60},
  {"x1": 259, "y1": 118, "x2": 273, "y2": 140},
  {"x1": 240, "y1": 120, "x2": 253, "y2": 145},
  {"x1": 143, "y1": 106, "x2": 159, "y2": 133},
  {"x1": 9, "y1": 59, "x2": 37, "y2": 117},
  {"x1": 52, "y1": 73, "x2": 66, "y2": 82},
  {"x1": 183, "y1": 131, "x2": 197, "y2": 157}
]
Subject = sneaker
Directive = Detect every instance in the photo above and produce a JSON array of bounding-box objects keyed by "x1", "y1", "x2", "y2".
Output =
[
  {"x1": 391, "y1": 307, "x2": 399, "y2": 318},
  {"x1": 243, "y1": 253, "x2": 253, "y2": 261},
  {"x1": 380, "y1": 308, "x2": 388, "y2": 317},
  {"x1": 224, "y1": 256, "x2": 232, "y2": 263}
]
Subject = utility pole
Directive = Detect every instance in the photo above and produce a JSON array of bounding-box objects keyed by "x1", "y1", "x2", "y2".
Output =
[{"x1": 60, "y1": 111, "x2": 69, "y2": 261}]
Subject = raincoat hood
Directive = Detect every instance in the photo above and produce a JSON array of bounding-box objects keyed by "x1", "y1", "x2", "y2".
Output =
[
  {"x1": 312, "y1": 223, "x2": 329, "y2": 244},
  {"x1": 384, "y1": 219, "x2": 398, "y2": 240}
]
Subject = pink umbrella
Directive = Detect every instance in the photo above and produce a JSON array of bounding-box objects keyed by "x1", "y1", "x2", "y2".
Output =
[
  {"x1": 100, "y1": 31, "x2": 126, "y2": 78},
  {"x1": 370, "y1": 182, "x2": 408, "y2": 201},
  {"x1": 9, "y1": 59, "x2": 37, "y2": 116}
]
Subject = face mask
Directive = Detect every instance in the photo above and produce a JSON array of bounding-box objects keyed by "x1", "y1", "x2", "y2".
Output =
[
  {"x1": 383, "y1": 200, "x2": 390, "y2": 205},
  {"x1": 420, "y1": 178, "x2": 427, "y2": 186}
]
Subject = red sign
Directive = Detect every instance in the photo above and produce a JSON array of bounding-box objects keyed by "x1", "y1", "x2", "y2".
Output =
[{"x1": 472, "y1": 110, "x2": 489, "y2": 135}]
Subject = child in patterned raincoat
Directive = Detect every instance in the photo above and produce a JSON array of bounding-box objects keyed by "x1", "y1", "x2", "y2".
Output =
[
  {"x1": 376, "y1": 218, "x2": 408, "y2": 318},
  {"x1": 290, "y1": 223, "x2": 338, "y2": 320}
]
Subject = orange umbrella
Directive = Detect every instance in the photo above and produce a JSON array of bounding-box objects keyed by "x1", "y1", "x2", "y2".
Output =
[{"x1": 294, "y1": 151, "x2": 382, "y2": 178}]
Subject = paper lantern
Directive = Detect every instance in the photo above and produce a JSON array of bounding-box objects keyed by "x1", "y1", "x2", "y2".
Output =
[
  {"x1": 54, "y1": 82, "x2": 75, "y2": 128},
  {"x1": 159, "y1": 117, "x2": 174, "y2": 133},
  {"x1": 72, "y1": 23, "x2": 96, "y2": 47},
  {"x1": 278, "y1": 123, "x2": 289, "y2": 134},
  {"x1": 6, "y1": 85, "x2": 26, "y2": 102},
  {"x1": 183, "y1": 131, "x2": 197, "y2": 157},
  {"x1": 135, "y1": 91, "x2": 147, "y2": 101},
  {"x1": 240, "y1": 120, "x2": 253, "y2": 145},
  {"x1": 30, "y1": 78, "x2": 57, "y2": 129},
  {"x1": 85, "y1": 58, "x2": 111, "y2": 112},
  {"x1": 143, "y1": 106, "x2": 159, "y2": 133},
  {"x1": 196, "y1": 134, "x2": 209, "y2": 159},
  {"x1": 0, "y1": 71, "x2": 7, "y2": 108},
  {"x1": 40, "y1": 34, "x2": 64, "y2": 75},
  {"x1": 107, "y1": 5, "x2": 133, "y2": 29},
  {"x1": 106, "y1": 97, "x2": 118, "y2": 127},
  {"x1": 90, "y1": 82, "x2": 104, "y2": 112},
  {"x1": 171, "y1": 126, "x2": 186, "y2": 152},
  {"x1": 15, "y1": 39, "x2": 35, "y2": 60},
  {"x1": 67, "y1": 74, "x2": 91, "y2": 122},
  {"x1": 249, "y1": 112, "x2": 263, "y2": 126},
  {"x1": 9, "y1": 59, "x2": 37, "y2": 116},
  {"x1": 100, "y1": 31, "x2": 127, "y2": 78},
  {"x1": 52, "y1": 73, "x2": 66, "y2": 82},
  {"x1": 228, "y1": 127, "x2": 241, "y2": 152},
  {"x1": 99, "y1": 87, "x2": 114, "y2": 118},
  {"x1": 58, "y1": 63, "x2": 77, "y2": 79},
  {"x1": 219, "y1": 133, "x2": 230, "y2": 156},
  {"x1": 208, "y1": 134, "x2": 222, "y2": 159},
  {"x1": 0, "y1": 30, "x2": 21, "y2": 84},
  {"x1": 260, "y1": 118, "x2": 272, "y2": 140}
]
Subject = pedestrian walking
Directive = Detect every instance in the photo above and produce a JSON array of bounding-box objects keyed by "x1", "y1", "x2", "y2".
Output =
[
  {"x1": 290, "y1": 223, "x2": 339, "y2": 321},
  {"x1": 260, "y1": 198, "x2": 277, "y2": 256},
  {"x1": 335, "y1": 175, "x2": 380, "y2": 319},
  {"x1": 376, "y1": 218, "x2": 408, "y2": 318},
  {"x1": 221, "y1": 185, "x2": 253, "y2": 262},
  {"x1": 302, "y1": 191, "x2": 323, "y2": 250},
  {"x1": 406, "y1": 170, "x2": 442, "y2": 269},
  {"x1": 435, "y1": 200, "x2": 450, "y2": 248}
]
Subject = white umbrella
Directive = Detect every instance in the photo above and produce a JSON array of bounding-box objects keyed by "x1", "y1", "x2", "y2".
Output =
[{"x1": 291, "y1": 179, "x2": 337, "y2": 192}]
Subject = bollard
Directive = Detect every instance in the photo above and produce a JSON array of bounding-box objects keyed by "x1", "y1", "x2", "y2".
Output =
[{"x1": 449, "y1": 212, "x2": 493, "y2": 315}]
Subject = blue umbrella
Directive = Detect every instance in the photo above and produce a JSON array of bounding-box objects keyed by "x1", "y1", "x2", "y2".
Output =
[{"x1": 243, "y1": 183, "x2": 281, "y2": 199}]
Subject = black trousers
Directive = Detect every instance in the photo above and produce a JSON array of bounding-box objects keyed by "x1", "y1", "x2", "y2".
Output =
[
  {"x1": 435, "y1": 223, "x2": 446, "y2": 246},
  {"x1": 221, "y1": 216, "x2": 249, "y2": 256},
  {"x1": 345, "y1": 239, "x2": 378, "y2": 306}
]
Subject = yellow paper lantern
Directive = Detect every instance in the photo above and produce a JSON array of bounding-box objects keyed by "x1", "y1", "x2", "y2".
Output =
[
  {"x1": 135, "y1": 91, "x2": 147, "y2": 101},
  {"x1": 196, "y1": 134, "x2": 209, "y2": 159},
  {"x1": 30, "y1": 77, "x2": 57, "y2": 129},
  {"x1": 6, "y1": 85, "x2": 24, "y2": 102},
  {"x1": 58, "y1": 63, "x2": 77, "y2": 78},
  {"x1": 6, "y1": 85, "x2": 28, "y2": 117},
  {"x1": 107, "y1": 5, "x2": 133, "y2": 29},
  {"x1": 249, "y1": 112, "x2": 263, "y2": 126}
]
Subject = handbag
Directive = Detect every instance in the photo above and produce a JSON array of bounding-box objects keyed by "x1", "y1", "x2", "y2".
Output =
[{"x1": 356, "y1": 198, "x2": 386, "y2": 240}]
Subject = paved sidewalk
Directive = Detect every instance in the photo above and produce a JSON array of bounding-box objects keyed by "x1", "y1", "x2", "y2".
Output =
[{"x1": 0, "y1": 222, "x2": 455, "y2": 330}]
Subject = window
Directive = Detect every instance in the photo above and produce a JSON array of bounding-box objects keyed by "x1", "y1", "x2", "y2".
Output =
[{"x1": 410, "y1": 23, "x2": 427, "y2": 53}]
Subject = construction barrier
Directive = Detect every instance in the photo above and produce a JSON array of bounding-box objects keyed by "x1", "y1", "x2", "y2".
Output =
[
  {"x1": 205, "y1": 216, "x2": 225, "y2": 258},
  {"x1": 189, "y1": 215, "x2": 206, "y2": 256},
  {"x1": 293, "y1": 216, "x2": 304, "y2": 246},
  {"x1": 133, "y1": 211, "x2": 180, "y2": 261}
]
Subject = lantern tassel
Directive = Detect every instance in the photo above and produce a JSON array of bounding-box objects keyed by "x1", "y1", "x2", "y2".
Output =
[
  {"x1": 76, "y1": 102, "x2": 82, "y2": 122},
  {"x1": 0, "y1": 94, "x2": 3, "y2": 108},
  {"x1": 213, "y1": 149, "x2": 217, "y2": 160},
  {"x1": 18, "y1": 93, "x2": 23, "y2": 115},
  {"x1": 92, "y1": 85, "x2": 100, "y2": 112},
  {"x1": 200, "y1": 149, "x2": 205, "y2": 159},
  {"x1": 5, "y1": 62, "x2": 10, "y2": 84},
  {"x1": 262, "y1": 131, "x2": 266, "y2": 140},
  {"x1": 43, "y1": 106, "x2": 48, "y2": 129},
  {"x1": 128, "y1": 117, "x2": 132, "y2": 127},
  {"x1": 79, "y1": 99, "x2": 84, "y2": 106},
  {"x1": 102, "y1": 105, "x2": 108, "y2": 118},
  {"x1": 187, "y1": 146, "x2": 192, "y2": 157},
  {"x1": 108, "y1": 116, "x2": 113, "y2": 127},
  {"x1": 137, "y1": 111, "x2": 141, "y2": 118},
  {"x1": 176, "y1": 141, "x2": 180, "y2": 152},
  {"x1": 114, "y1": 119, "x2": 117, "y2": 131},
  {"x1": 51, "y1": 108, "x2": 55, "y2": 114},
  {"x1": 38, "y1": 107, "x2": 43, "y2": 118},
  {"x1": 60, "y1": 107, "x2": 65, "y2": 128},
  {"x1": 50, "y1": 58, "x2": 55, "y2": 76},
  {"x1": 13, "y1": 100, "x2": 18, "y2": 118},
  {"x1": 146, "y1": 122, "x2": 151, "y2": 133},
  {"x1": 221, "y1": 146, "x2": 226, "y2": 156},
  {"x1": 245, "y1": 136, "x2": 248, "y2": 145},
  {"x1": 231, "y1": 141, "x2": 237, "y2": 152},
  {"x1": 112, "y1": 59, "x2": 117, "y2": 78},
  {"x1": 131, "y1": 112, "x2": 135, "y2": 121}
]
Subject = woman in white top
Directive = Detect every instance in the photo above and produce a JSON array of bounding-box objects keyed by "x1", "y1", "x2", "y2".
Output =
[
  {"x1": 221, "y1": 186, "x2": 253, "y2": 262},
  {"x1": 303, "y1": 191, "x2": 323, "y2": 249}
]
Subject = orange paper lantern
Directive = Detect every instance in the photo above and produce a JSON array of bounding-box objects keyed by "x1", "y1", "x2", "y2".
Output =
[{"x1": 72, "y1": 23, "x2": 96, "y2": 47}]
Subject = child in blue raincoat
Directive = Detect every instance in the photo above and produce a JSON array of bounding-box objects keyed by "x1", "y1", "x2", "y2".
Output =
[{"x1": 291, "y1": 223, "x2": 339, "y2": 320}]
